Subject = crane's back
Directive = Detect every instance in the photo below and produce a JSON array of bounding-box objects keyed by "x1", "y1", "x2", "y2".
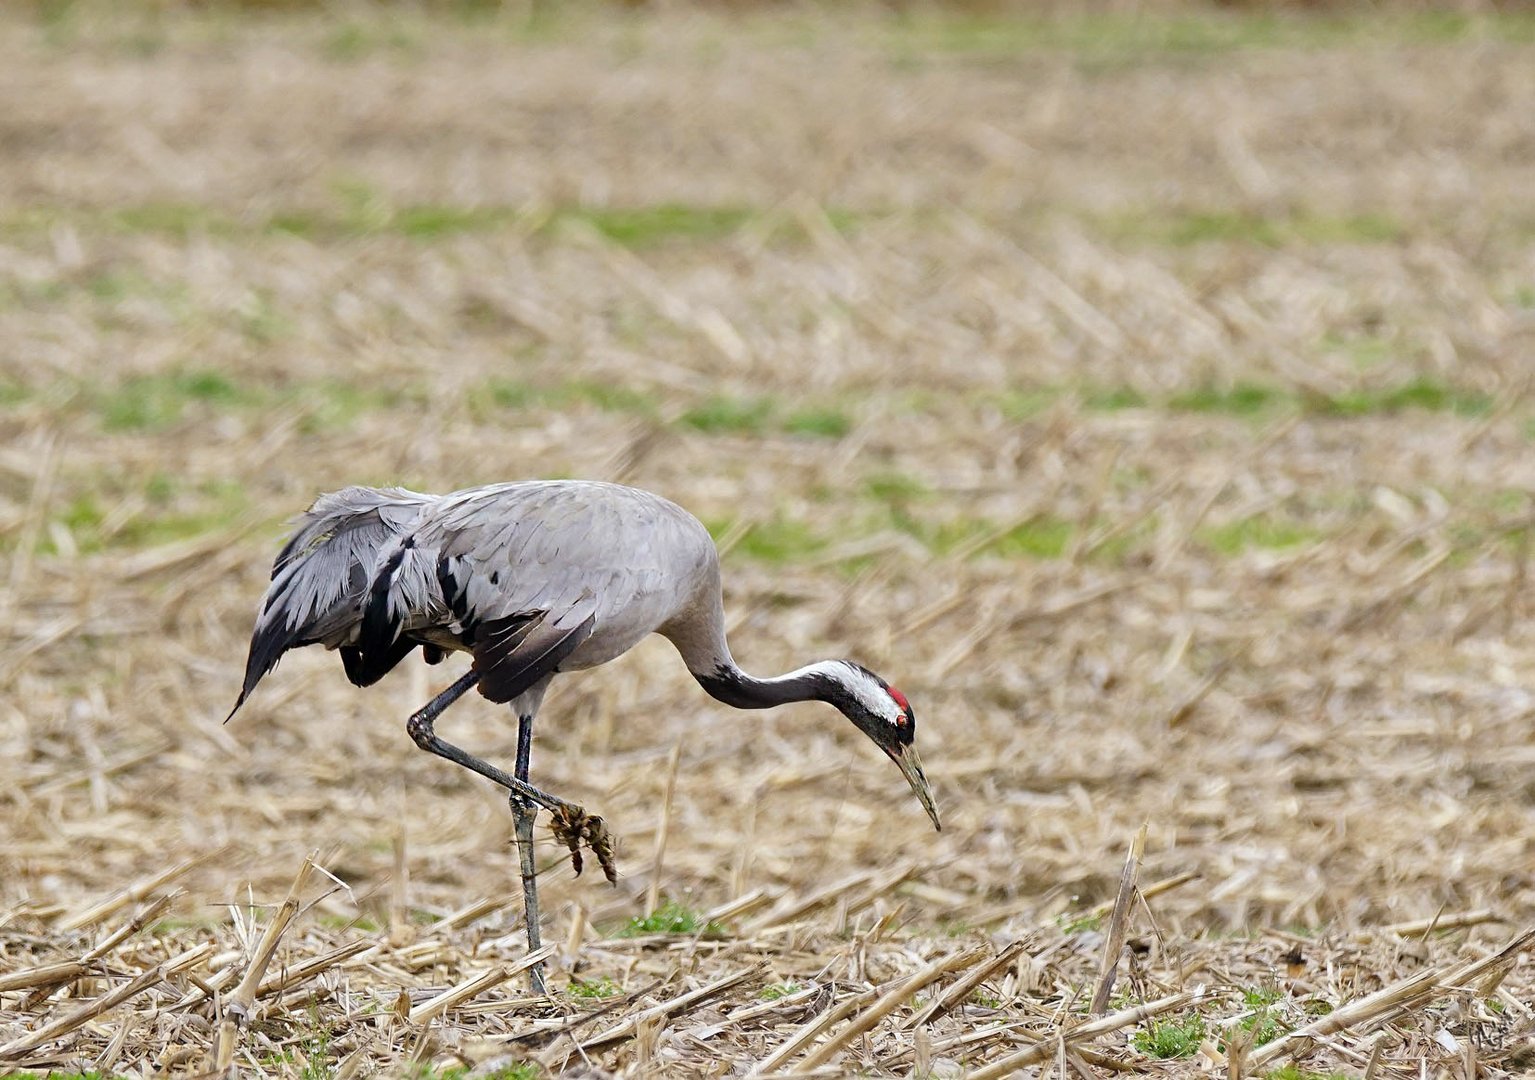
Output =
[{"x1": 398, "y1": 480, "x2": 723, "y2": 671}]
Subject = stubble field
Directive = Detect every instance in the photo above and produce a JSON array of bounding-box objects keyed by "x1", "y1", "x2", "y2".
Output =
[{"x1": 3, "y1": 5, "x2": 1535, "y2": 1076}]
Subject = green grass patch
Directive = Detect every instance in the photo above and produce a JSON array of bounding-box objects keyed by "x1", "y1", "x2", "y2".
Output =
[
  {"x1": 404, "y1": 1064, "x2": 540, "y2": 1080},
  {"x1": 316, "y1": 912, "x2": 381, "y2": 932},
  {"x1": 864, "y1": 470, "x2": 931, "y2": 504},
  {"x1": 0, "y1": 267, "x2": 191, "y2": 318},
  {"x1": 471, "y1": 378, "x2": 659, "y2": 418},
  {"x1": 1242, "y1": 986, "x2": 1283, "y2": 1008},
  {"x1": 238, "y1": 288, "x2": 292, "y2": 344},
  {"x1": 989, "y1": 381, "x2": 1295, "y2": 419},
  {"x1": 413, "y1": 1066, "x2": 539, "y2": 1080},
  {"x1": 1081, "y1": 385, "x2": 1147, "y2": 411},
  {"x1": 0, "y1": 201, "x2": 263, "y2": 240},
  {"x1": 1055, "y1": 911, "x2": 1103, "y2": 934},
  {"x1": 271, "y1": 185, "x2": 522, "y2": 239},
  {"x1": 614, "y1": 900, "x2": 724, "y2": 938},
  {"x1": 782, "y1": 406, "x2": 853, "y2": 439},
  {"x1": 57, "y1": 494, "x2": 105, "y2": 540},
  {"x1": 679, "y1": 395, "x2": 777, "y2": 435},
  {"x1": 708, "y1": 507, "x2": 1132, "y2": 568},
  {"x1": 1319, "y1": 376, "x2": 1492, "y2": 417},
  {"x1": 1133, "y1": 1012, "x2": 1206, "y2": 1059},
  {"x1": 557, "y1": 204, "x2": 754, "y2": 248},
  {"x1": 38, "y1": 477, "x2": 249, "y2": 556},
  {"x1": 111, "y1": 203, "x2": 226, "y2": 238},
  {"x1": 1263, "y1": 1068, "x2": 1352, "y2": 1080},
  {"x1": 481, "y1": 1068, "x2": 541, "y2": 1080},
  {"x1": 3, "y1": 196, "x2": 859, "y2": 249},
  {"x1": 79, "y1": 371, "x2": 408, "y2": 435},
  {"x1": 1173, "y1": 377, "x2": 1491, "y2": 417},
  {"x1": 989, "y1": 517, "x2": 1074, "y2": 559},
  {"x1": 733, "y1": 517, "x2": 827, "y2": 563},
  {"x1": 108, "y1": 486, "x2": 248, "y2": 549},
  {"x1": 1229, "y1": 986, "x2": 1288, "y2": 1048},
  {"x1": 556, "y1": 203, "x2": 861, "y2": 248},
  {"x1": 677, "y1": 395, "x2": 853, "y2": 439},
  {"x1": 290, "y1": 380, "x2": 424, "y2": 434},
  {"x1": 986, "y1": 379, "x2": 1493, "y2": 421},
  {"x1": 1200, "y1": 514, "x2": 1319, "y2": 555},
  {"x1": 758, "y1": 982, "x2": 801, "y2": 1001},
  {"x1": 85, "y1": 268, "x2": 157, "y2": 302},
  {"x1": 720, "y1": 507, "x2": 1125, "y2": 566},
  {"x1": 394, "y1": 204, "x2": 517, "y2": 238},
  {"x1": 260, "y1": 1025, "x2": 333, "y2": 1080},
  {"x1": 988, "y1": 387, "x2": 1063, "y2": 420},
  {"x1": 919, "y1": 515, "x2": 1075, "y2": 560},
  {"x1": 885, "y1": 10, "x2": 1535, "y2": 61},
  {"x1": 567, "y1": 975, "x2": 621, "y2": 999},
  {"x1": 322, "y1": 20, "x2": 423, "y2": 61},
  {"x1": 1167, "y1": 382, "x2": 1282, "y2": 415},
  {"x1": 97, "y1": 369, "x2": 253, "y2": 431},
  {"x1": 148, "y1": 914, "x2": 221, "y2": 934},
  {"x1": 1104, "y1": 208, "x2": 1404, "y2": 248}
]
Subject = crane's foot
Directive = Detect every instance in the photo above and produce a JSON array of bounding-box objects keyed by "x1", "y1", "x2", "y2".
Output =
[{"x1": 550, "y1": 803, "x2": 618, "y2": 885}]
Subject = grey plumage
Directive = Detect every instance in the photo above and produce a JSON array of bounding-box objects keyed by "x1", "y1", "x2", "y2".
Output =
[
  {"x1": 361, "y1": 482, "x2": 721, "y2": 691},
  {"x1": 234, "y1": 482, "x2": 728, "y2": 708},
  {"x1": 231, "y1": 486, "x2": 435, "y2": 715},
  {"x1": 230, "y1": 479, "x2": 940, "y2": 992}
]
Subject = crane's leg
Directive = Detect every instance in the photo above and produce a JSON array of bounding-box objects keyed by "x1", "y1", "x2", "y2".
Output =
[
  {"x1": 404, "y1": 671, "x2": 617, "y2": 882},
  {"x1": 512, "y1": 712, "x2": 547, "y2": 995}
]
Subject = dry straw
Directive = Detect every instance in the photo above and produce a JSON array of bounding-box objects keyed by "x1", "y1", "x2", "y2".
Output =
[
  {"x1": 4, "y1": 4, "x2": 1535, "y2": 1075},
  {"x1": 214, "y1": 855, "x2": 317, "y2": 1071}
]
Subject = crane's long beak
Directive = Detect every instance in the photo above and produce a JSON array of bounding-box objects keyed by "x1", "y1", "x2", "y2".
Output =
[{"x1": 891, "y1": 744, "x2": 942, "y2": 831}]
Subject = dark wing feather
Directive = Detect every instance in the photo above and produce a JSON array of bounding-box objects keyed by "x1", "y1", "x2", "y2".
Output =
[
  {"x1": 339, "y1": 636, "x2": 421, "y2": 688},
  {"x1": 230, "y1": 487, "x2": 430, "y2": 719},
  {"x1": 473, "y1": 609, "x2": 597, "y2": 704},
  {"x1": 355, "y1": 539, "x2": 408, "y2": 665}
]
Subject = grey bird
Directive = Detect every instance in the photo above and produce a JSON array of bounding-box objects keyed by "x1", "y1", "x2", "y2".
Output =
[{"x1": 229, "y1": 480, "x2": 941, "y2": 992}]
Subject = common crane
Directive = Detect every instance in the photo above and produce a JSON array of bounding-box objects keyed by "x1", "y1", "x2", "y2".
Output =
[{"x1": 229, "y1": 480, "x2": 940, "y2": 992}]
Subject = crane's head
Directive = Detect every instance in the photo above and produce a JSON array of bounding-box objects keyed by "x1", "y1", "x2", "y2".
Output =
[{"x1": 823, "y1": 661, "x2": 941, "y2": 831}]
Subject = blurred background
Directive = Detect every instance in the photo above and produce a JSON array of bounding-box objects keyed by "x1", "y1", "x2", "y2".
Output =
[{"x1": 2, "y1": 0, "x2": 1535, "y2": 1070}]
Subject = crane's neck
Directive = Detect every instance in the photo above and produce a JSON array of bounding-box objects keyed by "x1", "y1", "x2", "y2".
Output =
[
  {"x1": 694, "y1": 658, "x2": 844, "y2": 710},
  {"x1": 663, "y1": 585, "x2": 840, "y2": 710}
]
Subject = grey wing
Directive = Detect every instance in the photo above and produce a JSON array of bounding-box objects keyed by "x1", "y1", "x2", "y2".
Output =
[
  {"x1": 230, "y1": 487, "x2": 430, "y2": 717},
  {"x1": 360, "y1": 482, "x2": 703, "y2": 705},
  {"x1": 469, "y1": 595, "x2": 599, "y2": 704}
]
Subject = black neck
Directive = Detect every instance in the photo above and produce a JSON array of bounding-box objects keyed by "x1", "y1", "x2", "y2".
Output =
[{"x1": 693, "y1": 664, "x2": 830, "y2": 711}]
